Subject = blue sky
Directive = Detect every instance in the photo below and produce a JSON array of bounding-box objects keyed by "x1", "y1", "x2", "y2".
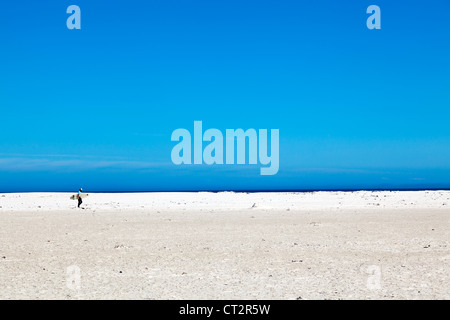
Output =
[{"x1": 0, "y1": 0, "x2": 449, "y2": 192}]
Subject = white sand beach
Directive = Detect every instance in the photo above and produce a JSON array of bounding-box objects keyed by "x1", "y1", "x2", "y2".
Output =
[{"x1": 0, "y1": 191, "x2": 449, "y2": 299}]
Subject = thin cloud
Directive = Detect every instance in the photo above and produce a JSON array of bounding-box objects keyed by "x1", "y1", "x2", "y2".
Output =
[{"x1": 0, "y1": 156, "x2": 170, "y2": 172}]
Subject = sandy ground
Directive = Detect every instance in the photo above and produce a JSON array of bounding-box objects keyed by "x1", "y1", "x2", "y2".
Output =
[{"x1": 0, "y1": 191, "x2": 449, "y2": 300}]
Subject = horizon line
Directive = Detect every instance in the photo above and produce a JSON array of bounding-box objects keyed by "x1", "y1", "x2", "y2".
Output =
[{"x1": 1, "y1": 188, "x2": 450, "y2": 194}]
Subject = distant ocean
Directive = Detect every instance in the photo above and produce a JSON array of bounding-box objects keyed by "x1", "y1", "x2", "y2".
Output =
[{"x1": 1, "y1": 188, "x2": 450, "y2": 193}]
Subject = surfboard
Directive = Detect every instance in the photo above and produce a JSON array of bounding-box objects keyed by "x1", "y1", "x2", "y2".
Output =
[{"x1": 70, "y1": 193, "x2": 89, "y2": 200}]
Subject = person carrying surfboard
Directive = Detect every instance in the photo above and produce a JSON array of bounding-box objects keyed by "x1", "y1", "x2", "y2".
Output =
[{"x1": 77, "y1": 188, "x2": 83, "y2": 208}]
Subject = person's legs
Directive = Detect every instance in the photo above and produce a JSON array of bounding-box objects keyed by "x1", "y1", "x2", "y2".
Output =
[{"x1": 78, "y1": 197, "x2": 82, "y2": 208}]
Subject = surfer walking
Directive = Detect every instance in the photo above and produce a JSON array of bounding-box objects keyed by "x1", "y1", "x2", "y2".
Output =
[{"x1": 77, "y1": 188, "x2": 83, "y2": 208}]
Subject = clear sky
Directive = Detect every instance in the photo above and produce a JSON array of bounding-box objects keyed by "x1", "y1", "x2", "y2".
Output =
[{"x1": 0, "y1": 0, "x2": 449, "y2": 192}]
